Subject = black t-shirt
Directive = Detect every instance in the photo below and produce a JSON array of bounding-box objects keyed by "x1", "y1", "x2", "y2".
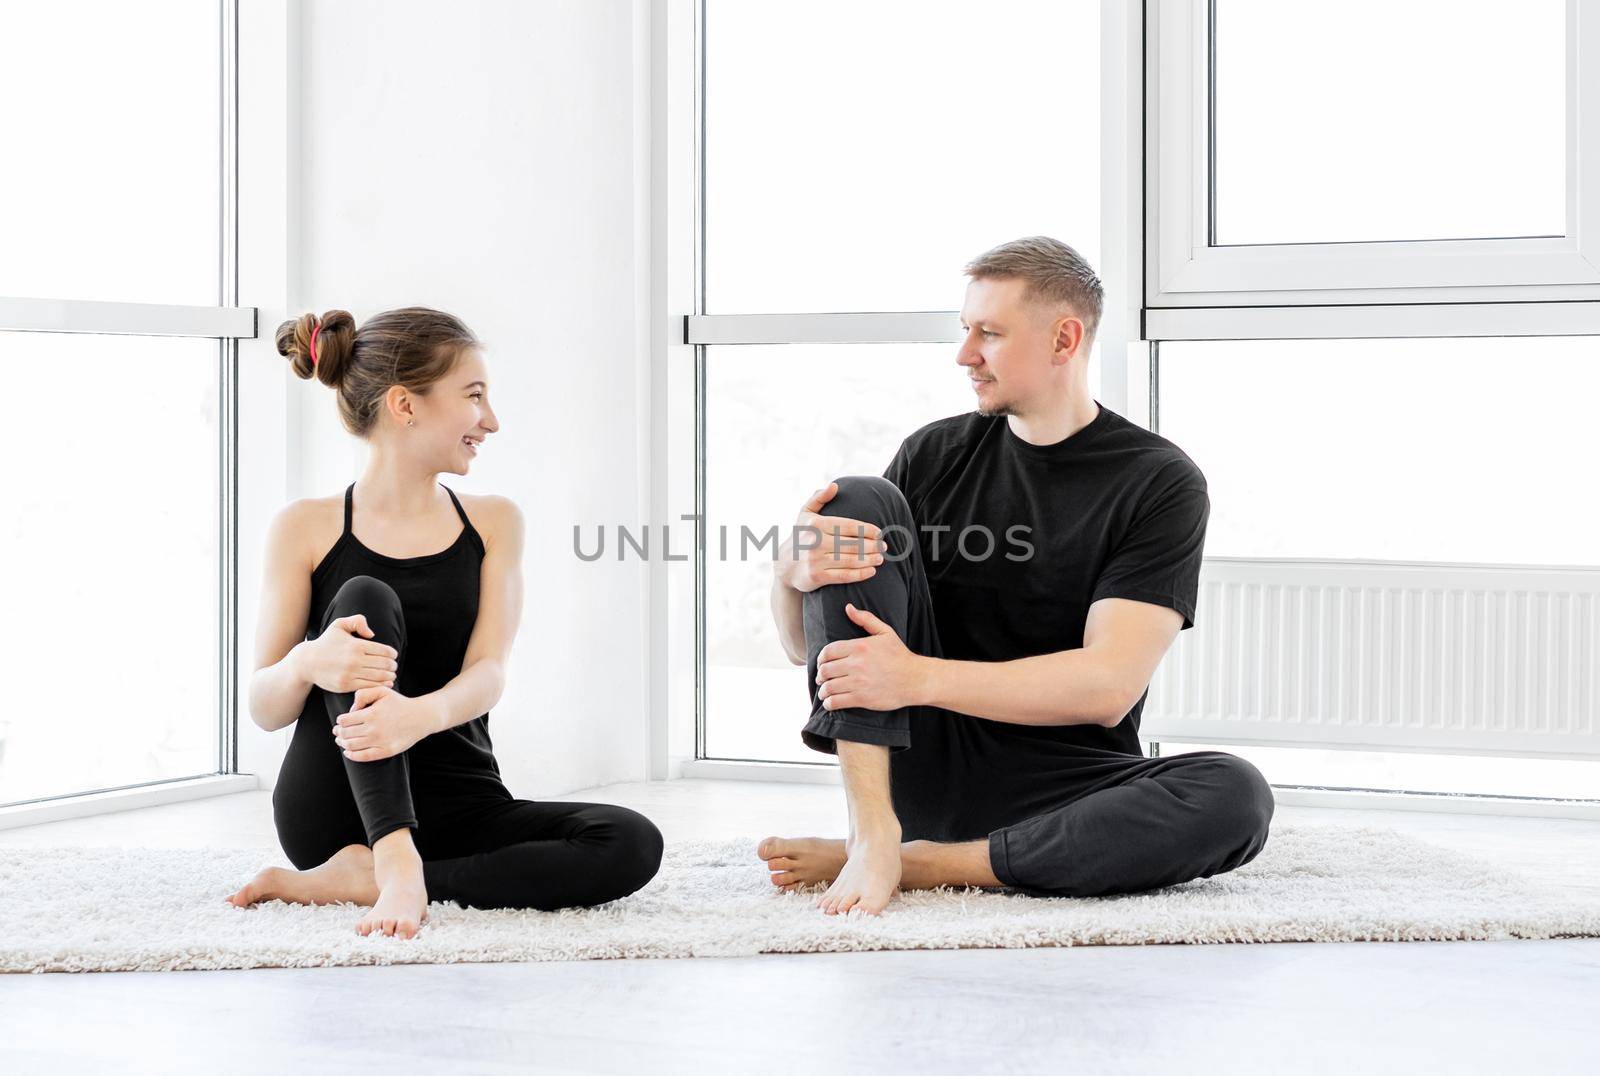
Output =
[{"x1": 883, "y1": 400, "x2": 1208, "y2": 757}]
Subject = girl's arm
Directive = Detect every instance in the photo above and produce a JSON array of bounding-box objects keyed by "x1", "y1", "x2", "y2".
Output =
[
  {"x1": 248, "y1": 501, "x2": 321, "y2": 732},
  {"x1": 418, "y1": 495, "x2": 525, "y2": 732}
]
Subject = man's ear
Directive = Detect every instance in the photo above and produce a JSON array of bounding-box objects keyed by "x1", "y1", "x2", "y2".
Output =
[{"x1": 1052, "y1": 314, "x2": 1086, "y2": 365}]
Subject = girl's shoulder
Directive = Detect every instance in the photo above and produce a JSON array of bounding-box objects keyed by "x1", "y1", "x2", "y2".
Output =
[
  {"x1": 265, "y1": 491, "x2": 345, "y2": 580},
  {"x1": 453, "y1": 490, "x2": 524, "y2": 556}
]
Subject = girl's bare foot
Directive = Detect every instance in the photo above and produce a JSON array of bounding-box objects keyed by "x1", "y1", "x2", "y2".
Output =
[
  {"x1": 225, "y1": 844, "x2": 380, "y2": 909},
  {"x1": 757, "y1": 836, "x2": 847, "y2": 890},
  {"x1": 358, "y1": 830, "x2": 430, "y2": 939}
]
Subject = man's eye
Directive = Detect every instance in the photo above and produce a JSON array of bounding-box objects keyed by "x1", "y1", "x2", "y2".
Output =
[{"x1": 981, "y1": 330, "x2": 997, "y2": 338}]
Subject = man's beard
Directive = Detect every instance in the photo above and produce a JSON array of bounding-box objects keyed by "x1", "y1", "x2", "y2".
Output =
[{"x1": 976, "y1": 399, "x2": 1015, "y2": 418}]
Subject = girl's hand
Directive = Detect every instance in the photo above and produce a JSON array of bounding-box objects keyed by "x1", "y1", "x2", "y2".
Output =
[
  {"x1": 300, "y1": 614, "x2": 398, "y2": 694},
  {"x1": 332, "y1": 685, "x2": 439, "y2": 762}
]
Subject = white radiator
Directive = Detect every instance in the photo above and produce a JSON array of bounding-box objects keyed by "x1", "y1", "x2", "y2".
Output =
[{"x1": 1142, "y1": 559, "x2": 1600, "y2": 761}]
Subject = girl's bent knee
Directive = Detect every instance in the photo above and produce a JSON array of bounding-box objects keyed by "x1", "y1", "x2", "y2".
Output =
[
  {"x1": 583, "y1": 807, "x2": 664, "y2": 903},
  {"x1": 328, "y1": 574, "x2": 401, "y2": 615}
]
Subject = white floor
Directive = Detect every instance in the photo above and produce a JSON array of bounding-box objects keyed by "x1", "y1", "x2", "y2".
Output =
[{"x1": 2, "y1": 779, "x2": 1598, "y2": 1075}]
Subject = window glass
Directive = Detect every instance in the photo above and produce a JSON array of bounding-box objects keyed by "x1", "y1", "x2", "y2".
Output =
[
  {"x1": 1212, "y1": 0, "x2": 1565, "y2": 245},
  {"x1": 705, "y1": 0, "x2": 1100, "y2": 312},
  {"x1": 0, "y1": 1, "x2": 221, "y2": 303},
  {"x1": 705, "y1": 344, "x2": 976, "y2": 763},
  {"x1": 0, "y1": 332, "x2": 219, "y2": 806},
  {"x1": 1158, "y1": 336, "x2": 1598, "y2": 565},
  {"x1": 1158, "y1": 741, "x2": 1599, "y2": 803}
]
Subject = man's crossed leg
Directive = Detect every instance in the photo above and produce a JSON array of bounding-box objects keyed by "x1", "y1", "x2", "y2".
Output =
[
  {"x1": 760, "y1": 474, "x2": 1276, "y2": 915},
  {"x1": 762, "y1": 474, "x2": 1004, "y2": 913}
]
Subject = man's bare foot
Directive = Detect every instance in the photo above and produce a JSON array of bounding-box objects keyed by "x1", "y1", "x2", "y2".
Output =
[
  {"x1": 757, "y1": 836, "x2": 847, "y2": 892},
  {"x1": 225, "y1": 844, "x2": 381, "y2": 909},
  {"x1": 359, "y1": 831, "x2": 430, "y2": 939},
  {"x1": 758, "y1": 833, "x2": 1003, "y2": 904},
  {"x1": 816, "y1": 823, "x2": 902, "y2": 916}
]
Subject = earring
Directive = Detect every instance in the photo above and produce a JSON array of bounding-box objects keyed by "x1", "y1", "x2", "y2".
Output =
[{"x1": 407, "y1": 420, "x2": 415, "y2": 428}]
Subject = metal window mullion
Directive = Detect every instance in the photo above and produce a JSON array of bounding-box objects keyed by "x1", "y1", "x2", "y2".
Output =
[
  {"x1": 693, "y1": 341, "x2": 707, "y2": 761},
  {"x1": 686, "y1": 311, "x2": 964, "y2": 345},
  {"x1": 1145, "y1": 300, "x2": 1600, "y2": 341},
  {"x1": 0, "y1": 297, "x2": 255, "y2": 338},
  {"x1": 693, "y1": 0, "x2": 708, "y2": 761},
  {"x1": 1149, "y1": 340, "x2": 1160, "y2": 434},
  {"x1": 219, "y1": 0, "x2": 241, "y2": 778}
]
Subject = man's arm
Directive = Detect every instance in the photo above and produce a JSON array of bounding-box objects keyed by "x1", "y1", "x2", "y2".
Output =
[
  {"x1": 916, "y1": 597, "x2": 1185, "y2": 727},
  {"x1": 772, "y1": 574, "x2": 807, "y2": 666}
]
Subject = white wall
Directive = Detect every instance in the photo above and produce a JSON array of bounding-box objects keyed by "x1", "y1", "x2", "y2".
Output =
[{"x1": 245, "y1": 0, "x2": 653, "y2": 797}]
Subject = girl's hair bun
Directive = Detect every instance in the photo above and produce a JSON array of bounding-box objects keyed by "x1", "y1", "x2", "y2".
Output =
[{"x1": 274, "y1": 310, "x2": 356, "y2": 386}]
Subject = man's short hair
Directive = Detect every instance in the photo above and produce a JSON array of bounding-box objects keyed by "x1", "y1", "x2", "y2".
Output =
[{"x1": 964, "y1": 236, "x2": 1104, "y2": 344}]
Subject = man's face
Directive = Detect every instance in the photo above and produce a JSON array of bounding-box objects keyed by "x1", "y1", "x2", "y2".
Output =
[{"x1": 956, "y1": 276, "x2": 1072, "y2": 418}]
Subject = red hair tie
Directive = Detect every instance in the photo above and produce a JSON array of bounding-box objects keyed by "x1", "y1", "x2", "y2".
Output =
[{"x1": 309, "y1": 319, "x2": 323, "y2": 367}]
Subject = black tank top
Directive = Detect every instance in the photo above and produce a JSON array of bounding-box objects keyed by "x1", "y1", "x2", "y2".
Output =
[{"x1": 296, "y1": 481, "x2": 504, "y2": 789}]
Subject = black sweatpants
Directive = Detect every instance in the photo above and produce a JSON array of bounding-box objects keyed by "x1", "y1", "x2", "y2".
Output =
[
  {"x1": 272, "y1": 579, "x2": 664, "y2": 912},
  {"x1": 799, "y1": 474, "x2": 1276, "y2": 898}
]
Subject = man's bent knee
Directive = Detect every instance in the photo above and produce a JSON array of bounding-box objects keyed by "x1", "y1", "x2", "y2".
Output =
[
  {"x1": 1194, "y1": 753, "x2": 1275, "y2": 848},
  {"x1": 818, "y1": 475, "x2": 915, "y2": 561},
  {"x1": 825, "y1": 475, "x2": 912, "y2": 528}
]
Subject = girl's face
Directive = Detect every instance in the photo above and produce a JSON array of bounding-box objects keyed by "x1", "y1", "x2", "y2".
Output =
[{"x1": 416, "y1": 347, "x2": 499, "y2": 474}]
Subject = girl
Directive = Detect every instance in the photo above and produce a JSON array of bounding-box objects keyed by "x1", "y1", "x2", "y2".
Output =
[{"x1": 226, "y1": 307, "x2": 663, "y2": 938}]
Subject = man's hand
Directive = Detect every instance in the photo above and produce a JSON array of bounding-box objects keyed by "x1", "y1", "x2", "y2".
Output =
[
  {"x1": 816, "y1": 603, "x2": 929, "y2": 712},
  {"x1": 332, "y1": 686, "x2": 441, "y2": 762},
  {"x1": 774, "y1": 482, "x2": 889, "y2": 593}
]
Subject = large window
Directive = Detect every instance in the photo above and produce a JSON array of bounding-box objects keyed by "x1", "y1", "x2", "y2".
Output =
[
  {"x1": 0, "y1": 1, "x2": 249, "y2": 808},
  {"x1": 696, "y1": 0, "x2": 1103, "y2": 763},
  {"x1": 687, "y1": 0, "x2": 1599, "y2": 801},
  {"x1": 1137, "y1": 1, "x2": 1600, "y2": 800}
]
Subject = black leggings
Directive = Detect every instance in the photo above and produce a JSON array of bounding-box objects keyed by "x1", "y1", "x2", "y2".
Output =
[
  {"x1": 272, "y1": 576, "x2": 664, "y2": 911},
  {"x1": 799, "y1": 474, "x2": 1276, "y2": 899}
]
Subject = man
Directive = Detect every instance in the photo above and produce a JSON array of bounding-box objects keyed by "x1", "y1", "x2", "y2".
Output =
[{"x1": 760, "y1": 236, "x2": 1275, "y2": 916}]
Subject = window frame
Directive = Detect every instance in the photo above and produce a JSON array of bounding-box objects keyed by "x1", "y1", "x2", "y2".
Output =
[
  {"x1": 1145, "y1": 0, "x2": 1600, "y2": 339},
  {"x1": 656, "y1": 0, "x2": 1600, "y2": 814},
  {"x1": 680, "y1": 0, "x2": 1131, "y2": 769},
  {"x1": 0, "y1": 0, "x2": 255, "y2": 813}
]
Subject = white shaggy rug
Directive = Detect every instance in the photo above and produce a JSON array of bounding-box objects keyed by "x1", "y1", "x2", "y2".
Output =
[{"x1": 3, "y1": 823, "x2": 1597, "y2": 973}]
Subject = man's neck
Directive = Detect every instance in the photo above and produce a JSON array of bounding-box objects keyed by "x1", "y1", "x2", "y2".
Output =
[{"x1": 1004, "y1": 390, "x2": 1100, "y2": 448}]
